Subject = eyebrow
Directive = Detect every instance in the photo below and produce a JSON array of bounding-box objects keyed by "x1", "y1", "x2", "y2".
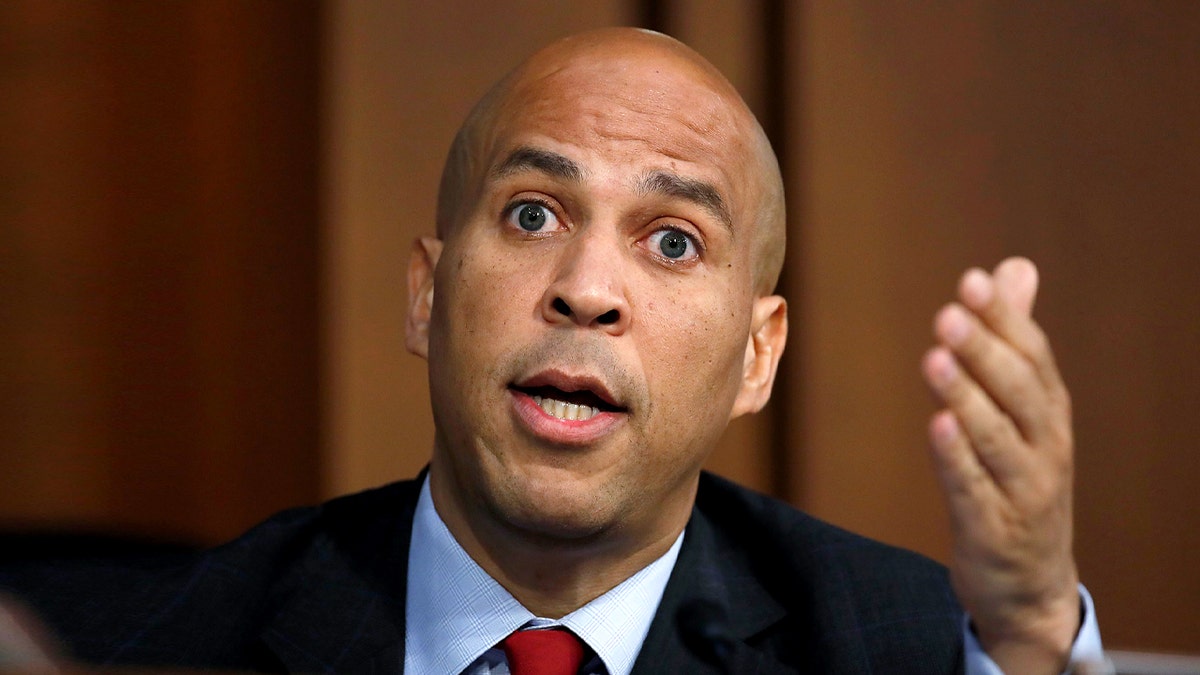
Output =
[
  {"x1": 637, "y1": 170, "x2": 734, "y2": 235},
  {"x1": 492, "y1": 146, "x2": 585, "y2": 183},
  {"x1": 491, "y1": 146, "x2": 734, "y2": 235}
]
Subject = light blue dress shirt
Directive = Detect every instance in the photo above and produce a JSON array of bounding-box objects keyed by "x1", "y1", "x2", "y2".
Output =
[{"x1": 404, "y1": 476, "x2": 1103, "y2": 674}]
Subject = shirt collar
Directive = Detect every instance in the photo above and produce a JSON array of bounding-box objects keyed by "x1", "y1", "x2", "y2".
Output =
[{"x1": 404, "y1": 476, "x2": 684, "y2": 675}]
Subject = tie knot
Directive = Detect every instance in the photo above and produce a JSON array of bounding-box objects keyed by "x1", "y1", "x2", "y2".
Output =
[{"x1": 502, "y1": 627, "x2": 586, "y2": 675}]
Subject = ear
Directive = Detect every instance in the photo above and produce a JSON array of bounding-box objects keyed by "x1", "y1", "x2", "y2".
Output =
[
  {"x1": 729, "y1": 294, "x2": 788, "y2": 419},
  {"x1": 405, "y1": 236, "x2": 443, "y2": 359}
]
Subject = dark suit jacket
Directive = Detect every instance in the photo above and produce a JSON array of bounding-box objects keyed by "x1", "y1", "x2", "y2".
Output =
[{"x1": 1, "y1": 473, "x2": 963, "y2": 674}]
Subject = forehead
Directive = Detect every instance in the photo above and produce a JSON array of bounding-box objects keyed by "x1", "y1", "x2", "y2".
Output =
[{"x1": 482, "y1": 50, "x2": 760, "y2": 217}]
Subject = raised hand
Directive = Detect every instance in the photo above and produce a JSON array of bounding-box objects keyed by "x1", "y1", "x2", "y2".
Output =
[{"x1": 921, "y1": 258, "x2": 1081, "y2": 674}]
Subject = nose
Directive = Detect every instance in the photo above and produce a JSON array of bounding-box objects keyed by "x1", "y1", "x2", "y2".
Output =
[{"x1": 540, "y1": 231, "x2": 630, "y2": 335}]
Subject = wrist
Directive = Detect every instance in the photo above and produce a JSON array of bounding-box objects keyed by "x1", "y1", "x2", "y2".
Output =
[{"x1": 978, "y1": 589, "x2": 1083, "y2": 675}]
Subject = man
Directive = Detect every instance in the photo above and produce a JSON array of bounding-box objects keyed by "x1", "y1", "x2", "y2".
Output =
[{"x1": 1, "y1": 28, "x2": 1100, "y2": 674}]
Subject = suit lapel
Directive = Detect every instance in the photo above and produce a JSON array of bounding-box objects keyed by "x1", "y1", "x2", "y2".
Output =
[
  {"x1": 632, "y1": 505, "x2": 797, "y2": 675},
  {"x1": 257, "y1": 479, "x2": 422, "y2": 674}
]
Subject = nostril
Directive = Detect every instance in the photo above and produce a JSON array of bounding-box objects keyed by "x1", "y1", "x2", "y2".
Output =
[
  {"x1": 597, "y1": 309, "x2": 620, "y2": 325},
  {"x1": 552, "y1": 298, "x2": 572, "y2": 316}
]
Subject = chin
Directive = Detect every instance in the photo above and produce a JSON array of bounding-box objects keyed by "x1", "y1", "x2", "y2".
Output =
[{"x1": 491, "y1": 473, "x2": 619, "y2": 542}]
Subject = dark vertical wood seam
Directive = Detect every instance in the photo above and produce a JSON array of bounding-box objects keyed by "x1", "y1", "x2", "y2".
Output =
[
  {"x1": 638, "y1": 0, "x2": 669, "y2": 34},
  {"x1": 760, "y1": 0, "x2": 799, "y2": 504}
]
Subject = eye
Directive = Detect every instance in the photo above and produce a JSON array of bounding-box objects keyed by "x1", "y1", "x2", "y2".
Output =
[
  {"x1": 647, "y1": 228, "x2": 699, "y2": 261},
  {"x1": 507, "y1": 201, "x2": 559, "y2": 232}
]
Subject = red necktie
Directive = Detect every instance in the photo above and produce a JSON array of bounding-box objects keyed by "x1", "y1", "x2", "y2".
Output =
[{"x1": 501, "y1": 627, "x2": 586, "y2": 675}]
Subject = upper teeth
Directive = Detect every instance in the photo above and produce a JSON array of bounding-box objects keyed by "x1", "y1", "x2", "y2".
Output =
[{"x1": 532, "y1": 395, "x2": 599, "y2": 421}]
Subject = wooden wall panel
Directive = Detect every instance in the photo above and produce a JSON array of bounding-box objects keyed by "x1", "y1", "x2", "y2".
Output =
[
  {"x1": 0, "y1": 1, "x2": 321, "y2": 544},
  {"x1": 1, "y1": 2, "x2": 116, "y2": 523},
  {"x1": 787, "y1": 1, "x2": 1200, "y2": 652},
  {"x1": 6, "y1": 0, "x2": 1195, "y2": 653}
]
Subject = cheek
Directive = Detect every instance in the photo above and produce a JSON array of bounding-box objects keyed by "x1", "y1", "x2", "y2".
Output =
[
  {"x1": 436, "y1": 245, "x2": 537, "y2": 347},
  {"x1": 638, "y1": 282, "x2": 750, "y2": 417},
  {"x1": 428, "y1": 245, "x2": 544, "y2": 448},
  {"x1": 429, "y1": 251, "x2": 509, "y2": 407}
]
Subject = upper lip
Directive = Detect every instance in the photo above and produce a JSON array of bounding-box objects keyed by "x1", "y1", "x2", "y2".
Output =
[{"x1": 510, "y1": 369, "x2": 624, "y2": 410}]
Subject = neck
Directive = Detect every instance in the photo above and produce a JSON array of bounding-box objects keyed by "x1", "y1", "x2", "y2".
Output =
[{"x1": 429, "y1": 470, "x2": 692, "y2": 618}]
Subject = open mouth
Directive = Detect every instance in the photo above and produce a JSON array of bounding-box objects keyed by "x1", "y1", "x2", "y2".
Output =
[{"x1": 510, "y1": 384, "x2": 625, "y2": 422}]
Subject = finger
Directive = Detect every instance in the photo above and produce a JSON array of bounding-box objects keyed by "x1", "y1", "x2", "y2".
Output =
[
  {"x1": 958, "y1": 266, "x2": 1044, "y2": 361},
  {"x1": 959, "y1": 264, "x2": 1062, "y2": 388},
  {"x1": 993, "y1": 256, "x2": 1038, "y2": 317},
  {"x1": 922, "y1": 346, "x2": 1031, "y2": 485},
  {"x1": 927, "y1": 408, "x2": 1001, "y2": 514},
  {"x1": 933, "y1": 304, "x2": 1055, "y2": 442}
]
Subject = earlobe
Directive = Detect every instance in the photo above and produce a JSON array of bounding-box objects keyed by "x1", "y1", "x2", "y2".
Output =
[
  {"x1": 406, "y1": 237, "x2": 444, "y2": 359},
  {"x1": 729, "y1": 295, "x2": 788, "y2": 419}
]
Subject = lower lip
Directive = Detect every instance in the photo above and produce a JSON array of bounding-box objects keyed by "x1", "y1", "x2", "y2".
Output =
[{"x1": 509, "y1": 389, "x2": 625, "y2": 445}]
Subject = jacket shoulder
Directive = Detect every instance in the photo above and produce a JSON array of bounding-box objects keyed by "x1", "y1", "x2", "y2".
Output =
[{"x1": 694, "y1": 472, "x2": 963, "y2": 672}]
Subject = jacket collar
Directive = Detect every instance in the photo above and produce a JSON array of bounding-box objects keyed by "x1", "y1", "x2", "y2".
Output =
[
  {"x1": 255, "y1": 472, "x2": 796, "y2": 675},
  {"x1": 631, "y1": 500, "x2": 794, "y2": 675}
]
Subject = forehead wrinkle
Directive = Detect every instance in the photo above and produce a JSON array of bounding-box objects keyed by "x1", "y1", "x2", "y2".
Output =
[
  {"x1": 492, "y1": 145, "x2": 587, "y2": 184},
  {"x1": 636, "y1": 170, "x2": 734, "y2": 237}
]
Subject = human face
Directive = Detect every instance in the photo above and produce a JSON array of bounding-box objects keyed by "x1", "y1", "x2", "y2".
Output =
[{"x1": 414, "y1": 46, "x2": 772, "y2": 551}]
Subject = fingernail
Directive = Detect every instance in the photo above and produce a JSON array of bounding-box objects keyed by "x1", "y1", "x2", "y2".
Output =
[
  {"x1": 932, "y1": 411, "x2": 959, "y2": 445},
  {"x1": 927, "y1": 349, "x2": 958, "y2": 387},
  {"x1": 961, "y1": 269, "x2": 993, "y2": 308},
  {"x1": 938, "y1": 306, "x2": 971, "y2": 347}
]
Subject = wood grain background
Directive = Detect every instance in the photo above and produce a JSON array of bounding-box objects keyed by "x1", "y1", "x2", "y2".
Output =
[{"x1": 2, "y1": 0, "x2": 1195, "y2": 652}]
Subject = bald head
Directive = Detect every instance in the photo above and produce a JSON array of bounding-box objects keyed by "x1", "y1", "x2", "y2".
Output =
[{"x1": 436, "y1": 28, "x2": 786, "y2": 294}]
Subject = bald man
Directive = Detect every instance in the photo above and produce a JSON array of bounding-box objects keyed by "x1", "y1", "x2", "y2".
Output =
[{"x1": 1, "y1": 28, "x2": 1102, "y2": 675}]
